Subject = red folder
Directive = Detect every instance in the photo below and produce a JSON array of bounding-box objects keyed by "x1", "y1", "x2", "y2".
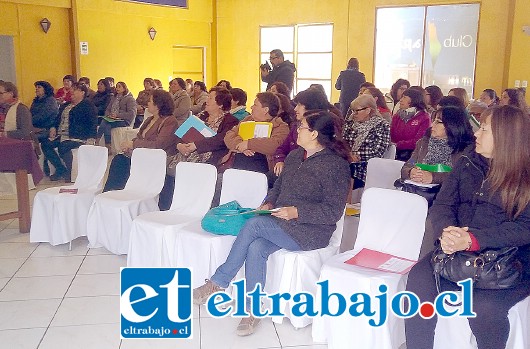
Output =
[
  {"x1": 59, "y1": 188, "x2": 78, "y2": 194},
  {"x1": 345, "y1": 248, "x2": 416, "y2": 274},
  {"x1": 181, "y1": 127, "x2": 206, "y2": 143}
]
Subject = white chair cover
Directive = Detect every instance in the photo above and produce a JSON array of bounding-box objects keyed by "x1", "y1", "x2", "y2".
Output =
[
  {"x1": 111, "y1": 126, "x2": 137, "y2": 155},
  {"x1": 162, "y1": 169, "x2": 268, "y2": 287},
  {"x1": 264, "y1": 212, "x2": 345, "y2": 329},
  {"x1": 127, "y1": 162, "x2": 218, "y2": 267},
  {"x1": 312, "y1": 188, "x2": 428, "y2": 349},
  {"x1": 364, "y1": 157, "x2": 404, "y2": 190},
  {"x1": 30, "y1": 145, "x2": 108, "y2": 245},
  {"x1": 383, "y1": 143, "x2": 397, "y2": 159},
  {"x1": 86, "y1": 148, "x2": 166, "y2": 254},
  {"x1": 434, "y1": 294, "x2": 530, "y2": 349}
]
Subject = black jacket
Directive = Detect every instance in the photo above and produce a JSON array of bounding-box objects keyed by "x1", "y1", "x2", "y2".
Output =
[
  {"x1": 430, "y1": 151, "x2": 530, "y2": 272},
  {"x1": 335, "y1": 69, "x2": 366, "y2": 105},
  {"x1": 55, "y1": 98, "x2": 98, "y2": 140},
  {"x1": 262, "y1": 60, "x2": 296, "y2": 92},
  {"x1": 30, "y1": 95, "x2": 59, "y2": 129}
]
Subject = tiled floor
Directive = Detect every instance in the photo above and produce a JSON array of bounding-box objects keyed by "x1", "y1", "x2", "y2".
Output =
[{"x1": 0, "y1": 179, "x2": 331, "y2": 349}]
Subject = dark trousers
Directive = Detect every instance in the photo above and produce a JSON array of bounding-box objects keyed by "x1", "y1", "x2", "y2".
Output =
[
  {"x1": 41, "y1": 138, "x2": 82, "y2": 178},
  {"x1": 405, "y1": 254, "x2": 530, "y2": 349},
  {"x1": 103, "y1": 154, "x2": 131, "y2": 192},
  {"x1": 97, "y1": 119, "x2": 128, "y2": 144},
  {"x1": 158, "y1": 175, "x2": 175, "y2": 211}
]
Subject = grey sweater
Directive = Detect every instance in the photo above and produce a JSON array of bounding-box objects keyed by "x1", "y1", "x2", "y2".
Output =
[{"x1": 265, "y1": 147, "x2": 350, "y2": 250}]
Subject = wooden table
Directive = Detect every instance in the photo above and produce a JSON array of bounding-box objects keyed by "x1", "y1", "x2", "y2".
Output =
[{"x1": 0, "y1": 138, "x2": 43, "y2": 233}]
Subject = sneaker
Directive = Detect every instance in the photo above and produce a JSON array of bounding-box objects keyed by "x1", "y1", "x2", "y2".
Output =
[
  {"x1": 193, "y1": 279, "x2": 223, "y2": 305},
  {"x1": 236, "y1": 316, "x2": 261, "y2": 336}
]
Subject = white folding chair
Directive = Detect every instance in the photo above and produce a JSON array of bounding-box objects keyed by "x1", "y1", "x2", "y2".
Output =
[
  {"x1": 383, "y1": 143, "x2": 397, "y2": 160},
  {"x1": 264, "y1": 212, "x2": 345, "y2": 329},
  {"x1": 312, "y1": 188, "x2": 428, "y2": 349},
  {"x1": 434, "y1": 295, "x2": 530, "y2": 349},
  {"x1": 30, "y1": 145, "x2": 108, "y2": 247},
  {"x1": 86, "y1": 148, "x2": 166, "y2": 255},
  {"x1": 161, "y1": 169, "x2": 268, "y2": 287},
  {"x1": 351, "y1": 157, "x2": 405, "y2": 203},
  {"x1": 110, "y1": 126, "x2": 136, "y2": 155},
  {"x1": 127, "y1": 162, "x2": 218, "y2": 267}
]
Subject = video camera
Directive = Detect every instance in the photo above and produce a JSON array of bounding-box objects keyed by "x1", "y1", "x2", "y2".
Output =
[{"x1": 260, "y1": 61, "x2": 272, "y2": 71}]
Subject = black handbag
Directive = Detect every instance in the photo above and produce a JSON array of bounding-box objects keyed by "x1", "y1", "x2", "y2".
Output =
[
  {"x1": 394, "y1": 179, "x2": 440, "y2": 207},
  {"x1": 431, "y1": 246, "x2": 523, "y2": 293}
]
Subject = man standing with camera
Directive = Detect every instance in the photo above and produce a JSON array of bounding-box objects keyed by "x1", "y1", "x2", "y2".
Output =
[{"x1": 260, "y1": 49, "x2": 296, "y2": 94}]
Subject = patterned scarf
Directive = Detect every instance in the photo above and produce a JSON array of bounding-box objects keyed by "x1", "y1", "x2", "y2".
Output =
[
  {"x1": 423, "y1": 137, "x2": 452, "y2": 167},
  {"x1": 349, "y1": 115, "x2": 385, "y2": 152},
  {"x1": 397, "y1": 107, "x2": 418, "y2": 123}
]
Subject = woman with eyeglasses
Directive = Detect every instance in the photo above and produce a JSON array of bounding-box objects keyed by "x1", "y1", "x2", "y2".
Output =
[
  {"x1": 343, "y1": 94, "x2": 390, "y2": 188},
  {"x1": 400, "y1": 106, "x2": 475, "y2": 185},
  {"x1": 193, "y1": 111, "x2": 351, "y2": 336},
  {"x1": 390, "y1": 88, "x2": 431, "y2": 161}
]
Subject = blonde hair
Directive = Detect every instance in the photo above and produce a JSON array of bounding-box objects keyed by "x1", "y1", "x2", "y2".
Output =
[{"x1": 350, "y1": 94, "x2": 381, "y2": 118}]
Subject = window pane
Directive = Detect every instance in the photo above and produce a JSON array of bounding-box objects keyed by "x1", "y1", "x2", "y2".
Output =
[
  {"x1": 298, "y1": 24, "x2": 333, "y2": 52},
  {"x1": 296, "y1": 79, "x2": 332, "y2": 102},
  {"x1": 297, "y1": 53, "x2": 332, "y2": 79},
  {"x1": 260, "y1": 27, "x2": 294, "y2": 53},
  {"x1": 422, "y1": 4, "x2": 479, "y2": 95},
  {"x1": 374, "y1": 7, "x2": 425, "y2": 92}
]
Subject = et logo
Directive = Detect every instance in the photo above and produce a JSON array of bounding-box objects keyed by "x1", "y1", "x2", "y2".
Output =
[{"x1": 120, "y1": 268, "x2": 192, "y2": 339}]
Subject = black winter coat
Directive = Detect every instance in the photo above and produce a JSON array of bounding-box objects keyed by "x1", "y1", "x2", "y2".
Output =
[
  {"x1": 55, "y1": 98, "x2": 98, "y2": 140},
  {"x1": 262, "y1": 60, "x2": 296, "y2": 92},
  {"x1": 430, "y1": 151, "x2": 530, "y2": 273}
]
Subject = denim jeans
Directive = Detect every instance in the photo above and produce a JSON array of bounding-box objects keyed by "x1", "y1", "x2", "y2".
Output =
[
  {"x1": 211, "y1": 216, "x2": 301, "y2": 297},
  {"x1": 97, "y1": 119, "x2": 128, "y2": 144}
]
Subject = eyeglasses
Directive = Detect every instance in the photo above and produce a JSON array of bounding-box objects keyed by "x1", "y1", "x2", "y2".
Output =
[
  {"x1": 297, "y1": 123, "x2": 312, "y2": 132},
  {"x1": 351, "y1": 107, "x2": 369, "y2": 114},
  {"x1": 269, "y1": 56, "x2": 279, "y2": 60}
]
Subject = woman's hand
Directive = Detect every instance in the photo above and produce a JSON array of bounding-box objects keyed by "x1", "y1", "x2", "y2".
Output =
[
  {"x1": 186, "y1": 143, "x2": 197, "y2": 152},
  {"x1": 242, "y1": 150, "x2": 255, "y2": 157},
  {"x1": 177, "y1": 143, "x2": 189, "y2": 156},
  {"x1": 273, "y1": 162, "x2": 284, "y2": 176},
  {"x1": 410, "y1": 168, "x2": 434, "y2": 184},
  {"x1": 351, "y1": 153, "x2": 361, "y2": 162},
  {"x1": 271, "y1": 206, "x2": 298, "y2": 221},
  {"x1": 235, "y1": 140, "x2": 249, "y2": 152},
  {"x1": 258, "y1": 202, "x2": 273, "y2": 210},
  {"x1": 439, "y1": 226, "x2": 471, "y2": 254}
]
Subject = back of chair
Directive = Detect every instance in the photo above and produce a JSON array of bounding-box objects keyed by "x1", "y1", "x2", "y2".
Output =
[
  {"x1": 364, "y1": 157, "x2": 404, "y2": 190},
  {"x1": 383, "y1": 144, "x2": 396, "y2": 159},
  {"x1": 328, "y1": 211, "x2": 346, "y2": 248},
  {"x1": 73, "y1": 145, "x2": 109, "y2": 191},
  {"x1": 354, "y1": 188, "x2": 428, "y2": 261},
  {"x1": 220, "y1": 169, "x2": 268, "y2": 208},
  {"x1": 170, "y1": 162, "x2": 217, "y2": 215},
  {"x1": 125, "y1": 148, "x2": 167, "y2": 196}
]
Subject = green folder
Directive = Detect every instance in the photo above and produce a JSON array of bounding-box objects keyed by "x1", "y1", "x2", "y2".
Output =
[{"x1": 415, "y1": 163, "x2": 452, "y2": 172}]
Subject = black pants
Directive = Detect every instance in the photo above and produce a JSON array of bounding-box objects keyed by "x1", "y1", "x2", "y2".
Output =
[
  {"x1": 41, "y1": 138, "x2": 82, "y2": 178},
  {"x1": 405, "y1": 254, "x2": 530, "y2": 349},
  {"x1": 158, "y1": 175, "x2": 175, "y2": 211},
  {"x1": 103, "y1": 154, "x2": 131, "y2": 192}
]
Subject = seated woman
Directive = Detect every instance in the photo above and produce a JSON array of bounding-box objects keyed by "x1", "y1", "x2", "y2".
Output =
[
  {"x1": 500, "y1": 88, "x2": 528, "y2": 112},
  {"x1": 405, "y1": 105, "x2": 530, "y2": 349},
  {"x1": 216, "y1": 80, "x2": 232, "y2": 90},
  {"x1": 390, "y1": 88, "x2": 431, "y2": 161},
  {"x1": 193, "y1": 111, "x2": 351, "y2": 336},
  {"x1": 97, "y1": 81, "x2": 137, "y2": 151},
  {"x1": 424, "y1": 85, "x2": 444, "y2": 117},
  {"x1": 103, "y1": 90, "x2": 178, "y2": 192},
  {"x1": 229, "y1": 88, "x2": 250, "y2": 121},
  {"x1": 158, "y1": 87, "x2": 239, "y2": 210},
  {"x1": 223, "y1": 92, "x2": 289, "y2": 174},
  {"x1": 388, "y1": 78, "x2": 411, "y2": 115},
  {"x1": 0, "y1": 81, "x2": 32, "y2": 140},
  {"x1": 190, "y1": 81, "x2": 209, "y2": 115},
  {"x1": 344, "y1": 94, "x2": 390, "y2": 188},
  {"x1": 363, "y1": 87, "x2": 392, "y2": 122},
  {"x1": 135, "y1": 78, "x2": 155, "y2": 128},
  {"x1": 91, "y1": 79, "x2": 112, "y2": 122},
  {"x1": 448, "y1": 87, "x2": 470, "y2": 108},
  {"x1": 31, "y1": 81, "x2": 59, "y2": 140},
  {"x1": 401, "y1": 106, "x2": 475, "y2": 186},
  {"x1": 479, "y1": 88, "x2": 498, "y2": 107}
]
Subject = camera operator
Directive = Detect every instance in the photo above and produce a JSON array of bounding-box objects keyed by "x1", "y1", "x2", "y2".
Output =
[{"x1": 260, "y1": 49, "x2": 296, "y2": 94}]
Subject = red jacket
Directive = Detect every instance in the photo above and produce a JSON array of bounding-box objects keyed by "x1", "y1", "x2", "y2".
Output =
[{"x1": 390, "y1": 110, "x2": 431, "y2": 151}]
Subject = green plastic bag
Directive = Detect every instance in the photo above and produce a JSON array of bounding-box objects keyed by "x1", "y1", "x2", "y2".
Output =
[
  {"x1": 201, "y1": 201, "x2": 253, "y2": 236},
  {"x1": 415, "y1": 163, "x2": 452, "y2": 173}
]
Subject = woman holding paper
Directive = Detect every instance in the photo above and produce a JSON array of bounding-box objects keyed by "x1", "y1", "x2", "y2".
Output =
[
  {"x1": 223, "y1": 91, "x2": 289, "y2": 173},
  {"x1": 194, "y1": 111, "x2": 351, "y2": 336},
  {"x1": 405, "y1": 105, "x2": 530, "y2": 349},
  {"x1": 158, "y1": 87, "x2": 238, "y2": 209},
  {"x1": 103, "y1": 89, "x2": 178, "y2": 192}
]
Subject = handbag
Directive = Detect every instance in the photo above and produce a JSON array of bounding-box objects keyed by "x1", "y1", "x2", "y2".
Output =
[
  {"x1": 394, "y1": 179, "x2": 441, "y2": 207},
  {"x1": 431, "y1": 246, "x2": 523, "y2": 293},
  {"x1": 201, "y1": 200, "x2": 253, "y2": 236}
]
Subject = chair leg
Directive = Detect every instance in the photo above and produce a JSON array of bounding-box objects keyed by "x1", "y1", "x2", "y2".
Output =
[{"x1": 69, "y1": 241, "x2": 72, "y2": 251}]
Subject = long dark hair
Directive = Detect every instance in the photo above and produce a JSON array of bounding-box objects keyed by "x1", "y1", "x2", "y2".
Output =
[
  {"x1": 402, "y1": 88, "x2": 427, "y2": 110},
  {"x1": 305, "y1": 111, "x2": 351, "y2": 161},
  {"x1": 487, "y1": 105, "x2": 530, "y2": 218},
  {"x1": 435, "y1": 106, "x2": 475, "y2": 153},
  {"x1": 34, "y1": 81, "x2": 54, "y2": 98},
  {"x1": 390, "y1": 78, "x2": 410, "y2": 102}
]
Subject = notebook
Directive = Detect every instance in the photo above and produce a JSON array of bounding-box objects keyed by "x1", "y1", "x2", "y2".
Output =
[
  {"x1": 238, "y1": 121, "x2": 273, "y2": 140},
  {"x1": 175, "y1": 115, "x2": 216, "y2": 143},
  {"x1": 345, "y1": 248, "x2": 416, "y2": 274}
]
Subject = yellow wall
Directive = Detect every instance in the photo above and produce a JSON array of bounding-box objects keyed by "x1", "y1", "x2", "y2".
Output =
[
  {"x1": 74, "y1": 0, "x2": 214, "y2": 96},
  {"x1": 0, "y1": 0, "x2": 72, "y2": 104},
  {"x1": 216, "y1": 0, "x2": 516, "y2": 102},
  {"x1": 508, "y1": 0, "x2": 530, "y2": 102}
]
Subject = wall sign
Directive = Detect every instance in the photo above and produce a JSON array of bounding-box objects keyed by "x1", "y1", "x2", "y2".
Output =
[{"x1": 80, "y1": 42, "x2": 89, "y2": 55}]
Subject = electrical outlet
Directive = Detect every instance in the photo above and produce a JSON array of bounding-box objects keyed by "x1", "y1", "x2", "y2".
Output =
[
  {"x1": 522, "y1": 81, "x2": 528, "y2": 88},
  {"x1": 515, "y1": 80, "x2": 521, "y2": 88}
]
